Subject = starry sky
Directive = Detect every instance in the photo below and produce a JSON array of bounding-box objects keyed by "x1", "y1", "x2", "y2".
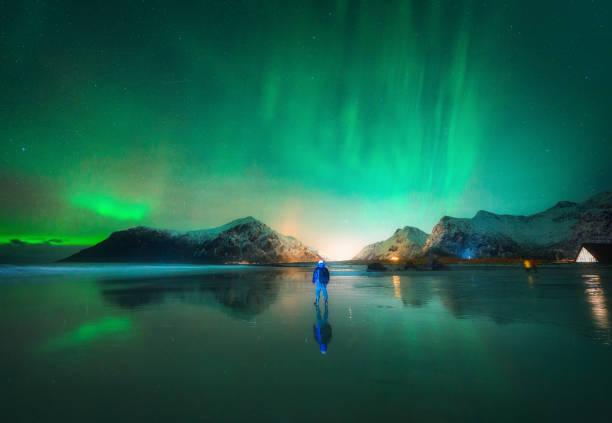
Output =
[{"x1": 1, "y1": 0, "x2": 611, "y2": 261}]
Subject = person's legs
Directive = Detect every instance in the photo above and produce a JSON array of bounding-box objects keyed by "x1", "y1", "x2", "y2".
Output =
[
  {"x1": 315, "y1": 282, "x2": 321, "y2": 305},
  {"x1": 321, "y1": 284, "x2": 328, "y2": 304}
]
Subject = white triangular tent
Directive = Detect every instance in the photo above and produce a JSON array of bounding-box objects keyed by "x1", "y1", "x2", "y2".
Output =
[{"x1": 576, "y1": 247, "x2": 597, "y2": 263}]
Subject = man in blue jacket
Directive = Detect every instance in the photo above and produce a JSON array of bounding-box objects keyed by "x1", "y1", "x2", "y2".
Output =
[{"x1": 313, "y1": 260, "x2": 330, "y2": 306}]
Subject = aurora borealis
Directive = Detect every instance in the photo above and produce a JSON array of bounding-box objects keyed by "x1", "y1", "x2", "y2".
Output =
[{"x1": 1, "y1": 0, "x2": 611, "y2": 260}]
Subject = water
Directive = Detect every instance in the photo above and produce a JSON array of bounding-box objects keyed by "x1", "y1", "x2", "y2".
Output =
[{"x1": 1, "y1": 264, "x2": 611, "y2": 422}]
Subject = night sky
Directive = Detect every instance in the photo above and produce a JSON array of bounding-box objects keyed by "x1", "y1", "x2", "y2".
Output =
[{"x1": 1, "y1": 0, "x2": 611, "y2": 260}]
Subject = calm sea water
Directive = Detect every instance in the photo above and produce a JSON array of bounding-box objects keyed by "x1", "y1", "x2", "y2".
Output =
[{"x1": 1, "y1": 264, "x2": 611, "y2": 422}]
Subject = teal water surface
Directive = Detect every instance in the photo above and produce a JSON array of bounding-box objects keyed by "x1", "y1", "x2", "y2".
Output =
[{"x1": 0, "y1": 264, "x2": 611, "y2": 422}]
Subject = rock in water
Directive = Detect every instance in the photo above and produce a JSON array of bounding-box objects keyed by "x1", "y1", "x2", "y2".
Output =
[
  {"x1": 421, "y1": 256, "x2": 448, "y2": 271},
  {"x1": 403, "y1": 261, "x2": 417, "y2": 270},
  {"x1": 366, "y1": 262, "x2": 388, "y2": 271}
]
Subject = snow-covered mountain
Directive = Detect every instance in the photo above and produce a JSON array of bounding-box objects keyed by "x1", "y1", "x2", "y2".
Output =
[
  {"x1": 62, "y1": 217, "x2": 320, "y2": 264},
  {"x1": 423, "y1": 191, "x2": 612, "y2": 259},
  {"x1": 353, "y1": 226, "x2": 429, "y2": 260}
]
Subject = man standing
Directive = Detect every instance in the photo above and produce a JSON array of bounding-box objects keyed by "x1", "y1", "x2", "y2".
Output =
[{"x1": 313, "y1": 260, "x2": 330, "y2": 306}]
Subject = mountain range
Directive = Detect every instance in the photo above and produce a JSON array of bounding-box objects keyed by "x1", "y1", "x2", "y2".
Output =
[
  {"x1": 62, "y1": 217, "x2": 320, "y2": 264},
  {"x1": 60, "y1": 190, "x2": 612, "y2": 264},
  {"x1": 355, "y1": 190, "x2": 612, "y2": 260}
]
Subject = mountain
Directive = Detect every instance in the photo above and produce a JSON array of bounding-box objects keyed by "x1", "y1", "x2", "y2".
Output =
[
  {"x1": 61, "y1": 217, "x2": 320, "y2": 264},
  {"x1": 353, "y1": 226, "x2": 429, "y2": 260},
  {"x1": 423, "y1": 191, "x2": 612, "y2": 259}
]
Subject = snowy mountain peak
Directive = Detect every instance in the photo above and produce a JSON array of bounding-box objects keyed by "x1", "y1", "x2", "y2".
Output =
[
  {"x1": 423, "y1": 190, "x2": 612, "y2": 259},
  {"x1": 225, "y1": 216, "x2": 259, "y2": 227},
  {"x1": 474, "y1": 210, "x2": 501, "y2": 220},
  {"x1": 353, "y1": 226, "x2": 429, "y2": 260},
  {"x1": 397, "y1": 225, "x2": 427, "y2": 235},
  {"x1": 551, "y1": 201, "x2": 577, "y2": 209},
  {"x1": 581, "y1": 190, "x2": 612, "y2": 208},
  {"x1": 62, "y1": 217, "x2": 319, "y2": 264}
]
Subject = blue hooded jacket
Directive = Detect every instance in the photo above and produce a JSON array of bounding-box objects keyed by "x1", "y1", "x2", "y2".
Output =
[{"x1": 312, "y1": 261, "x2": 330, "y2": 285}]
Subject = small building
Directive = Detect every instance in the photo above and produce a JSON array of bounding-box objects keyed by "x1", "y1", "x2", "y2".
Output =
[{"x1": 575, "y1": 243, "x2": 612, "y2": 264}]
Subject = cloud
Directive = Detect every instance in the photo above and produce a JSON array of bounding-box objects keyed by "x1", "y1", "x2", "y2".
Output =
[{"x1": 0, "y1": 239, "x2": 87, "y2": 264}]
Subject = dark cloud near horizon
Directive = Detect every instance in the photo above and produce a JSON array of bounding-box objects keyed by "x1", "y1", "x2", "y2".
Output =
[{"x1": 0, "y1": 239, "x2": 86, "y2": 264}]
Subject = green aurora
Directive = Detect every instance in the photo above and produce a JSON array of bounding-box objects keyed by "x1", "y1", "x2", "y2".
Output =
[
  {"x1": 1, "y1": 0, "x2": 611, "y2": 259},
  {"x1": 42, "y1": 317, "x2": 132, "y2": 351}
]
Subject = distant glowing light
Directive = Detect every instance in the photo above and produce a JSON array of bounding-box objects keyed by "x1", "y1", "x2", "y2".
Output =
[
  {"x1": 71, "y1": 193, "x2": 150, "y2": 220},
  {"x1": 390, "y1": 256, "x2": 399, "y2": 261},
  {"x1": 461, "y1": 249, "x2": 475, "y2": 260},
  {"x1": 321, "y1": 238, "x2": 363, "y2": 261}
]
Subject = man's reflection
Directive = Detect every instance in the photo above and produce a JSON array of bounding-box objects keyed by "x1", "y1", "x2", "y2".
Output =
[{"x1": 313, "y1": 305, "x2": 332, "y2": 354}]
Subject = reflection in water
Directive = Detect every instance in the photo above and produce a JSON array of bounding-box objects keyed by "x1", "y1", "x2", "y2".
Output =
[
  {"x1": 101, "y1": 272, "x2": 281, "y2": 319},
  {"x1": 5, "y1": 265, "x2": 612, "y2": 422},
  {"x1": 387, "y1": 270, "x2": 587, "y2": 328},
  {"x1": 211, "y1": 280, "x2": 279, "y2": 318},
  {"x1": 583, "y1": 274, "x2": 610, "y2": 343},
  {"x1": 395, "y1": 275, "x2": 432, "y2": 308},
  {"x1": 392, "y1": 275, "x2": 401, "y2": 299},
  {"x1": 43, "y1": 317, "x2": 132, "y2": 351},
  {"x1": 313, "y1": 306, "x2": 332, "y2": 355},
  {"x1": 94, "y1": 267, "x2": 612, "y2": 347}
]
